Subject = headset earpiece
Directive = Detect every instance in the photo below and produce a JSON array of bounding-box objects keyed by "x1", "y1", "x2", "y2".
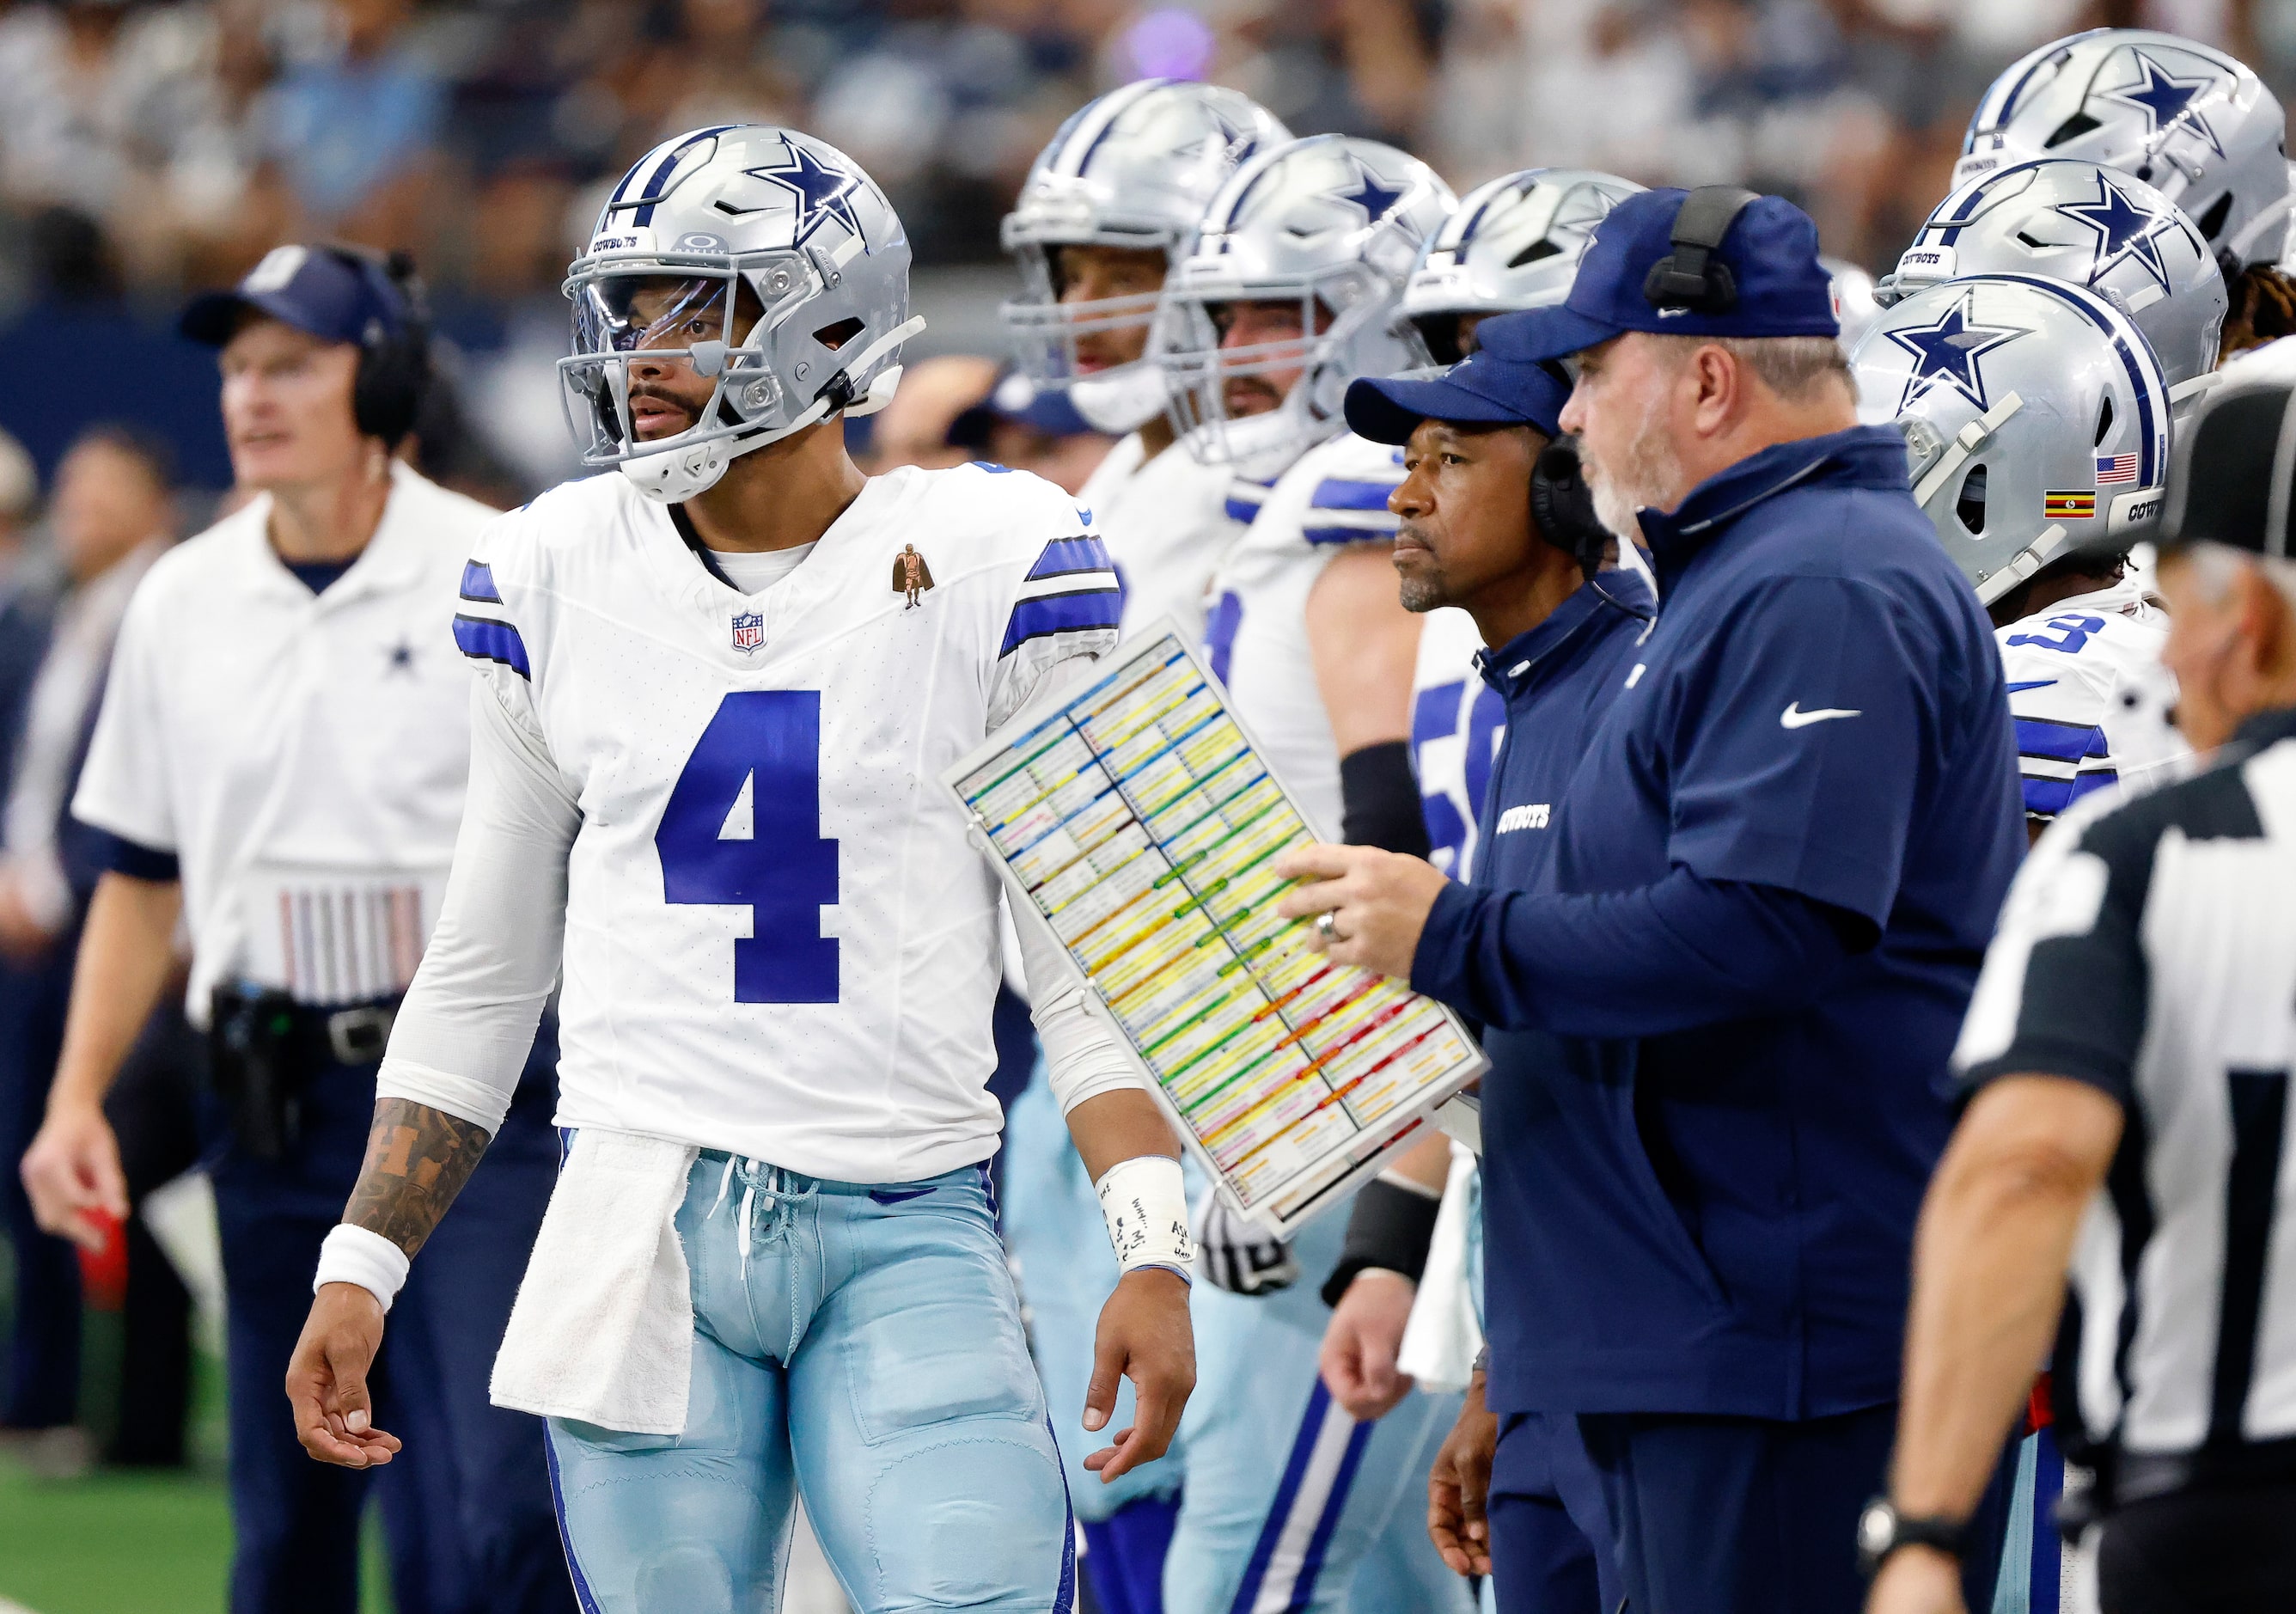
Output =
[
  {"x1": 1529, "y1": 435, "x2": 1611, "y2": 577},
  {"x1": 328, "y1": 245, "x2": 432, "y2": 445},
  {"x1": 1641, "y1": 186, "x2": 1761, "y2": 314}
]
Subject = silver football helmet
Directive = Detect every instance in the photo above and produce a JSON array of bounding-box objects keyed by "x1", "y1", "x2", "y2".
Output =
[
  {"x1": 561, "y1": 125, "x2": 924, "y2": 503},
  {"x1": 1956, "y1": 29, "x2": 2289, "y2": 271},
  {"x1": 1000, "y1": 79, "x2": 1289, "y2": 434},
  {"x1": 1851, "y1": 274, "x2": 2171, "y2": 604},
  {"x1": 1395, "y1": 168, "x2": 1644, "y2": 364},
  {"x1": 1160, "y1": 134, "x2": 1455, "y2": 464},
  {"x1": 1879, "y1": 159, "x2": 2226, "y2": 390}
]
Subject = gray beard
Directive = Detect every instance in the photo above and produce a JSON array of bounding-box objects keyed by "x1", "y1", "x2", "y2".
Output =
[
  {"x1": 1397, "y1": 568, "x2": 1448, "y2": 614},
  {"x1": 1586, "y1": 394, "x2": 1684, "y2": 546}
]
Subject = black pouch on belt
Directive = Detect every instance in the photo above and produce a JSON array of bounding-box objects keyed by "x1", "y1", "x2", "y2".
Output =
[{"x1": 207, "y1": 982, "x2": 309, "y2": 1162}]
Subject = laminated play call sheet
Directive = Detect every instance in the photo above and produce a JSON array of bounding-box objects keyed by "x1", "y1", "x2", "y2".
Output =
[{"x1": 946, "y1": 624, "x2": 1487, "y2": 1234}]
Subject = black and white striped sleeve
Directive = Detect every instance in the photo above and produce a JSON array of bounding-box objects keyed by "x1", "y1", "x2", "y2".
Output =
[{"x1": 1952, "y1": 794, "x2": 2154, "y2": 1106}]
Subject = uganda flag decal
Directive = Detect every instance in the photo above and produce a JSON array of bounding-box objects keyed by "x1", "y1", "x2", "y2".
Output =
[{"x1": 2043, "y1": 491, "x2": 2097, "y2": 520}]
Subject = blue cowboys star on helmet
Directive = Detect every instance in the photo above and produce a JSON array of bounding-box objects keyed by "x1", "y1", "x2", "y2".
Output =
[
  {"x1": 2108, "y1": 51, "x2": 2228, "y2": 156},
  {"x1": 2055, "y1": 171, "x2": 2175, "y2": 290},
  {"x1": 1334, "y1": 159, "x2": 1407, "y2": 229},
  {"x1": 740, "y1": 143, "x2": 866, "y2": 244},
  {"x1": 1884, "y1": 292, "x2": 2030, "y2": 413}
]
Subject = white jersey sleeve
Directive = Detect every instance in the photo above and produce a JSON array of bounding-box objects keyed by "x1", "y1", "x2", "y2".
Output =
[
  {"x1": 1995, "y1": 576, "x2": 2190, "y2": 819},
  {"x1": 71, "y1": 565, "x2": 177, "y2": 854},
  {"x1": 1202, "y1": 433, "x2": 1408, "y2": 836},
  {"x1": 1408, "y1": 607, "x2": 1504, "y2": 880}
]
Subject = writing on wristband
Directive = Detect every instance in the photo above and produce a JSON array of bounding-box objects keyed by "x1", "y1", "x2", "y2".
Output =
[
  {"x1": 1096, "y1": 1155, "x2": 1194, "y2": 1276},
  {"x1": 313, "y1": 1223, "x2": 410, "y2": 1314}
]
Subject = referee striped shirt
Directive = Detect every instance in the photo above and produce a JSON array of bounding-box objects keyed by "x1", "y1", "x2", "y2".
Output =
[{"x1": 1955, "y1": 705, "x2": 2296, "y2": 1488}]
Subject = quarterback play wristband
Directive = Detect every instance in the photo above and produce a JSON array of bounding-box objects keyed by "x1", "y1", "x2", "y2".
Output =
[
  {"x1": 1096, "y1": 1156, "x2": 1194, "y2": 1280},
  {"x1": 313, "y1": 1223, "x2": 411, "y2": 1314}
]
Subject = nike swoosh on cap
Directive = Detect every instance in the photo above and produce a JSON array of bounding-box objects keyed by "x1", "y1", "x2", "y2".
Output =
[
  {"x1": 1780, "y1": 702, "x2": 1861, "y2": 729},
  {"x1": 2004, "y1": 680, "x2": 2058, "y2": 694}
]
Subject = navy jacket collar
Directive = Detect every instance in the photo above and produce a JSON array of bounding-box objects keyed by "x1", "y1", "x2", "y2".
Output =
[
  {"x1": 2232, "y1": 705, "x2": 2296, "y2": 753},
  {"x1": 1635, "y1": 425, "x2": 1912, "y2": 587},
  {"x1": 1476, "y1": 571, "x2": 1652, "y2": 703}
]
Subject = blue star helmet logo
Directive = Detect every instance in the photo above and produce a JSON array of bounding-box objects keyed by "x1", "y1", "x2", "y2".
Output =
[
  {"x1": 1334, "y1": 157, "x2": 1407, "y2": 228},
  {"x1": 1884, "y1": 292, "x2": 2030, "y2": 413},
  {"x1": 2106, "y1": 52, "x2": 2226, "y2": 158},
  {"x1": 745, "y1": 143, "x2": 867, "y2": 247},
  {"x1": 2055, "y1": 173, "x2": 2174, "y2": 291}
]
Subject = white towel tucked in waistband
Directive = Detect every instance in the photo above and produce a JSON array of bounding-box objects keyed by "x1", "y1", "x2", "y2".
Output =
[
  {"x1": 489, "y1": 1128, "x2": 699, "y2": 1435},
  {"x1": 1398, "y1": 1140, "x2": 1484, "y2": 1394}
]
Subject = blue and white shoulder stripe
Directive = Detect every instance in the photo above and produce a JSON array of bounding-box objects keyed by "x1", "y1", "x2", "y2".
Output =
[
  {"x1": 1302, "y1": 445, "x2": 1405, "y2": 547},
  {"x1": 453, "y1": 558, "x2": 530, "y2": 679},
  {"x1": 1001, "y1": 531, "x2": 1123, "y2": 658}
]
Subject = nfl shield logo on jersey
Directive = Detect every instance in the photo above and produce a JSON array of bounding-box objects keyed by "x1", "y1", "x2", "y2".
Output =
[{"x1": 731, "y1": 611, "x2": 765, "y2": 654}]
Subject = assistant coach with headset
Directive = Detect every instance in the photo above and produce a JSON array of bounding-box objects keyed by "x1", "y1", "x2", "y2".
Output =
[
  {"x1": 1871, "y1": 371, "x2": 2296, "y2": 1614},
  {"x1": 1275, "y1": 188, "x2": 2026, "y2": 1612},
  {"x1": 20, "y1": 247, "x2": 573, "y2": 1614}
]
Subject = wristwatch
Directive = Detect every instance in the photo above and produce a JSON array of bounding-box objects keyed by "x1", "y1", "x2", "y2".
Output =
[{"x1": 1857, "y1": 1497, "x2": 1969, "y2": 1577}]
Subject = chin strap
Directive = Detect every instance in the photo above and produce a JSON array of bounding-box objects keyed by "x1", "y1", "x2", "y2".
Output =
[
  {"x1": 1912, "y1": 390, "x2": 2024, "y2": 510},
  {"x1": 1977, "y1": 523, "x2": 2071, "y2": 606}
]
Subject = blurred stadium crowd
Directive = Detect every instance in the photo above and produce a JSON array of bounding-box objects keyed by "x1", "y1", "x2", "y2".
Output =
[{"x1": 3, "y1": 0, "x2": 2296, "y2": 510}]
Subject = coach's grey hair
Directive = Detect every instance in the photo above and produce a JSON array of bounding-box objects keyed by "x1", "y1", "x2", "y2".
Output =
[
  {"x1": 2183, "y1": 540, "x2": 2296, "y2": 619},
  {"x1": 1652, "y1": 333, "x2": 1853, "y2": 404}
]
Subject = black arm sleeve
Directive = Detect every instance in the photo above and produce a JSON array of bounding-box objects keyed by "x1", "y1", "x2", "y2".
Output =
[
  {"x1": 1340, "y1": 740, "x2": 1432, "y2": 858},
  {"x1": 1320, "y1": 1176, "x2": 1445, "y2": 1306}
]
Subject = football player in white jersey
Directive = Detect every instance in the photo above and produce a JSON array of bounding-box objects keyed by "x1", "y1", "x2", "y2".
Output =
[
  {"x1": 280, "y1": 126, "x2": 1196, "y2": 1614},
  {"x1": 994, "y1": 78, "x2": 1289, "y2": 1611},
  {"x1": 1852, "y1": 275, "x2": 2192, "y2": 847},
  {"x1": 1148, "y1": 131, "x2": 1473, "y2": 1614}
]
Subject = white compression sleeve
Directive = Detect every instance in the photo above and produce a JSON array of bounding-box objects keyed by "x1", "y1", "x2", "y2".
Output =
[{"x1": 376, "y1": 680, "x2": 580, "y2": 1133}]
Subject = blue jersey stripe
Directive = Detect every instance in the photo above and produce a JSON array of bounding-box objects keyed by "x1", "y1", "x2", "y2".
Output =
[
  {"x1": 2015, "y1": 714, "x2": 2106, "y2": 764},
  {"x1": 1224, "y1": 494, "x2": 1263, "y2": 523},
  {"x1": 460, "y1": 561, "x2": 503, "y2": 603},
  {"x1": 1310, "y1": 476, "x2": 1401, "y2": 513},
  {"x1": 2022, "y1": 773, "x2": 2076, "y2": 817},
  {"x1": 1304, "y1": 523, "x2": 1396, "y2": 547},
  {"x1": 1000, "y1": 587, "x2": 1121, "y2": 657},
  {"x1": 1025, "y1": 535, "x2": 1114, "y2": 582},
  {"x1": 453, "y1": 614, "x2": 531, "y2": 678}
]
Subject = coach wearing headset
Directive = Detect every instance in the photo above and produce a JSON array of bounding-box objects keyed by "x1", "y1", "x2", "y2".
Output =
[
  {"x1": 20, "y1": 247, "x2": 573, "y2": 1614},
  {"x1": 1275, "y1": 192, "x2": 2026, "y2": 1613}
]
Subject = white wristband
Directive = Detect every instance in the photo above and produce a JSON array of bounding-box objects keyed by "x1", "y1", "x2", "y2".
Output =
[
  {"x1": 1096, "y1": 1155, "x2": 1194, "y2": 1281},
  {"x1": 313, "y1": 1224, "x2": 411, "y2": 1314}
]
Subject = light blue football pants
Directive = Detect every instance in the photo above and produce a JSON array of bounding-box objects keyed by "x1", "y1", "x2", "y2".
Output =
[
  {"x1": 546, "y1": 1153, "x2": 1075, "y2": 1613},
  {"x1": 1007, "y1": 1066, "x2": 1473, "y2": 1614}
]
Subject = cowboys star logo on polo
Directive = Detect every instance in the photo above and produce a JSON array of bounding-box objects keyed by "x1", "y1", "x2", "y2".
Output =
[
  {"x1": 2105, "y1": 52, "x2": 2228, "y2": 158},
  {"x1": 731, "y1": 610, "x2": 765, "y2": 653},
  {"x1": 742, "y1": 143, "x2": 866, "y2": 246},
  {"x1": 1884, "y1": 292, "x2": 2030, "y2": 413},
  {"x1": 2054, "y1": 172, "x2": 2176, "y2": 293}
]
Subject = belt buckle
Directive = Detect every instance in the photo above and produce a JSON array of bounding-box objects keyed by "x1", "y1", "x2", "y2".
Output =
[{"x1": 327, "y1": 1004, "x2": 395, "y2": 1065}]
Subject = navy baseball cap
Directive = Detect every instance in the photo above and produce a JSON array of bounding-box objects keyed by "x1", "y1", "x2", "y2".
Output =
[
  {"x1": 1343, "y1": 334, "x2": 1572, "y2": 446},
  {"x1": 1493, "y1": 187, "x2": 1837, "y2": 364},
  {"x1": 179, "y1": 244, "x2": 408, "y2": 349}
]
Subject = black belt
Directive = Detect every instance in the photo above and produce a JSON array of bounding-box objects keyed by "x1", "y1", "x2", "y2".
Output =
[{"x1": 209, "y1": 984, "x2": 400, "y2": 1161}]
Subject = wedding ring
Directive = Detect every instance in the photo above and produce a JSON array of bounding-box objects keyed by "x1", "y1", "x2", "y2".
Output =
[{"x1": 1315, "y1": 911, "x2": 1341, "y2": 944}]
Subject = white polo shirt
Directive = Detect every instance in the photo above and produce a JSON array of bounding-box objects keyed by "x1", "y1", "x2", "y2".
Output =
[{"x1": 72, "y1": 462, "x2": 497, "y2": 1019}]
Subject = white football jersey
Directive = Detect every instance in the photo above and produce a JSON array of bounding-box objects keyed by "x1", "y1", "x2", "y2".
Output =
[
  {"x1": 1078, "y1": 430, "x2": 1249, "y2": 644},
  {"x1": 1997, "y1": 571, "x2": 2190, "y2": 819},
  {"x1": 430, "y1": 463, "x2": 1120, "y2": 1179},
  {"x1": 1202, "y1": 431, "x2": 1407, "y2": 837},
  {"x1": 1409, "y1": 607, "x2": 1503, "y2": 880}
]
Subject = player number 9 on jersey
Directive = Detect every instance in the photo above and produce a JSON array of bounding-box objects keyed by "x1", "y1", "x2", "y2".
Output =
[{"x1": 656, "y1": 690, "x2": 840, "y2": 1003}]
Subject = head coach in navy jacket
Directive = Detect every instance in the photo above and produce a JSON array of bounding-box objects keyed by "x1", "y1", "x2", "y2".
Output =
[{"x1": 1275, "y1": 188, "x2": 2027, "y2": 1612}]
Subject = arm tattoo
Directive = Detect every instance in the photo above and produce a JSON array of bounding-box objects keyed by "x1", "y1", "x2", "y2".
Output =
[{"x1": 343, "y1": 1098, "x2": 493, "y2": 1259}]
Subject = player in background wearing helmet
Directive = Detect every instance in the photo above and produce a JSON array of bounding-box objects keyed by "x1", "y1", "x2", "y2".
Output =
[
  {"x1": 1151, "y1": 131, "x2": 1474, "y2": 1614},
  {"x1": 993, "y1": 79, "x2": 1287, "y2": 1612},
  {"x1": 1310, "y1": 168, "x2": 1642, "y2": 1614},
  {"x1": 1853, "y1": 274, "x2": 2190, "y2": 854},
  {"x1": 1957, "y1": 28, "x2": 2296, "y2": 362},
  {"x1": 279, "y1": 126, "x2": 1196, "y2": 1611},
  {"x1": 1879, "y1": 157, "x2": 2227, "y2": 402}
]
